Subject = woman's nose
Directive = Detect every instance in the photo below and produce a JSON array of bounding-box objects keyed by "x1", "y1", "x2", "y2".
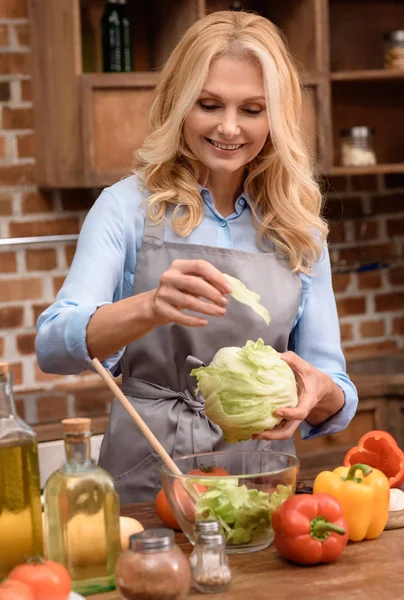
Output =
[{"x1": 217, "y1": 113, "x2": 240, "y2": 139}]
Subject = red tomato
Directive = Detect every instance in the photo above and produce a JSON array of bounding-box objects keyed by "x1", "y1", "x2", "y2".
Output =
[
  {"x1": 0, "y1": 581, "x2": 35, "y2": 600},
  {"x1": 8, "y1": 559, "x2": 71, "y2": 600},
  {"x1": 189, "y1": 465, "x2": 229, "y2": 477},
  {"x1": 155, "y1": 489, "x2": 181, "y2": 530}
]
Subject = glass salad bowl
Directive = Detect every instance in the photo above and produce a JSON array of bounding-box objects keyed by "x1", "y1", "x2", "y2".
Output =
[{"x1": 160, "y1": 450, "x2": 299, "y2": 554}]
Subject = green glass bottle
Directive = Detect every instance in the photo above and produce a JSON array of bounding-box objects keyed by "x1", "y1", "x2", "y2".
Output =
[
  {"x1": 118, "y1": 0, "x2": 133, "y2": 72},
  {"x1": 102, "y1": 0, "x2": 122, "y2": 72},
  {"x1": 43, "y1": 418, "x2": 121, "y2": 595},
  {"x1": 0, "y1": 363, "x2": 43, "y2": 580}
]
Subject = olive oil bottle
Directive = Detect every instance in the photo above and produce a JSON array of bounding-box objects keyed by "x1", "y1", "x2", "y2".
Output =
[
  {"x1": 0, "y1": 363, "x2": 43, "y2": 580},
  {"x1": 43, "y1": 418, "x2": 121, "y2": 596}
]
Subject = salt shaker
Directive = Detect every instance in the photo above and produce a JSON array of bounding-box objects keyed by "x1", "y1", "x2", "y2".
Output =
[
  {"x1": 190, "y1": 520, "x2": 221, "y2": 568},
  {"x1": 191, "y1": 531, "x2": 232, "y2": 594}
]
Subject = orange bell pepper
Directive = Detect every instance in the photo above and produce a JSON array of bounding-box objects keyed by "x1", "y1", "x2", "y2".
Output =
[
  {"x1": 313, "y1": 463, "x2": 390, "y2": 542},
  {"x1": 344, "y1": 430, "x2": 404, "y2": 488}
]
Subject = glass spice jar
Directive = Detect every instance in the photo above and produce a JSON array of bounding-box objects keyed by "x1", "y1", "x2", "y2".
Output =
[
  {"x1": 191, "y1": 532, "x2": 232, "y2": 595},
  {"x1": 384, "y1": 31, "x2": 404, "y2": 70},
  {"x1": 115, "y1": 528, "x2": 191, "y2": 600},
  {"x1": 340, "y1": 127, "x2": 377, "y2": 167},
  {"x1": 190, "y1": 520, "x2": 221, "y2": 568}
]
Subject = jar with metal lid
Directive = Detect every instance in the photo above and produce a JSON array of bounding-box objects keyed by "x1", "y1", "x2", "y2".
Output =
[
  {"x1": 191, "y1": 531, "x2": 232, "y2": 594},
  {"x1": 115, "y1": 528, "x2": 191, "y2": 600},
  {"x1": 384, "y1": 31, "x2": 404, "y2": 70},
  {"x1": 340, "y1": 127, "x2": 377, "y2": 167},
  {"x1": 190, "y1": 520, "x2": 221, "y2": 568}
]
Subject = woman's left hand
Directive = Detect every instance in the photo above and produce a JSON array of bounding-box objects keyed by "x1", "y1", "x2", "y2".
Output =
[{"x1": 252, "y1": 351, "x2": 343, "y2": 441}]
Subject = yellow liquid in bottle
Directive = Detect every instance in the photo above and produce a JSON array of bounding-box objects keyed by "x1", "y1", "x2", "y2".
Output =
[
  {"x1": 0, "y1": 441, "x2": 43, "y2": 580},
  {"x1": 44, "y1": 468, "x2": 121, "y2": 595}
]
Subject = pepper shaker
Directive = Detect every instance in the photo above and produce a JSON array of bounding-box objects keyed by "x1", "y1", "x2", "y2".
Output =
[{"x1": 191, "y1": 531, "x2": 232, "y2": 594}]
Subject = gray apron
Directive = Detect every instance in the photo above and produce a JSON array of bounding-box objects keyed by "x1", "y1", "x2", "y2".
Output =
[{"x1": 99, "y1": 215, "x2": 302, "y2": 504}]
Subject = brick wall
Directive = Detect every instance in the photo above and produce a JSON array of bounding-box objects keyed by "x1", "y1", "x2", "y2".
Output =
[{"x1": 0, "y1": 1, "x2": 403, "y2": 429}]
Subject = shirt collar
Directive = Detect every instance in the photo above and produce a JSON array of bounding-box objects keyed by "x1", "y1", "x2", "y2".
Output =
[{"x1": 197, "y1": 183, "x2": 250, "y2": 210}]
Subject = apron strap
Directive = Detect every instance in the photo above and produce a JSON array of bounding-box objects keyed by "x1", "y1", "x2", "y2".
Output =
[
  {"x1": 121, "y1": 356, "x2": 216, "y2": 458},
  {"x1": 142, "y1": 214, "x2": 165, "y2": 248}
]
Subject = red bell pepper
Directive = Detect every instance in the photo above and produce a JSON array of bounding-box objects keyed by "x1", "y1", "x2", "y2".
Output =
[
  {"x1": 343, "y1": 430, "x2": 404, "y2": 488},
  {"x1": 272, "y1": 493, "x2": 348, "y2": 565}
]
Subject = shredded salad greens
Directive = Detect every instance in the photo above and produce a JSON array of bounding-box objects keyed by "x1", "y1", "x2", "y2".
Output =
[{"x1": 194, "y1": 478, "x2": 293, "y2": 545}]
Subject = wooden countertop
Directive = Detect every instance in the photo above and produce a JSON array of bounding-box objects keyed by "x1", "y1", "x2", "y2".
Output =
[{"x1": 88, "y1": 502, "x2": 404, "y2": 600}]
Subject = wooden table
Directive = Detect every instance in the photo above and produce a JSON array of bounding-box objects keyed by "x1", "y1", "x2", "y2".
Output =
[{"x1": 88, "y1": 502, "x2": 404, "y2": 600}]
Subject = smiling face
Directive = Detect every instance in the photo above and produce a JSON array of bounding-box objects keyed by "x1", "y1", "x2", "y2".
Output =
[{"x1": 183, "y1": 55, "x2": 270, "y2": 181}]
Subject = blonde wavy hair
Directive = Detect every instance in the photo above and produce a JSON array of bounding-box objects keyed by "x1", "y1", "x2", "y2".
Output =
[{"x1": 135, "y1": 11, "x2": 328, "y2": 273}]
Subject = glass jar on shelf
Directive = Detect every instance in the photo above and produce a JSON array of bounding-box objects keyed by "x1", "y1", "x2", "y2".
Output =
[
  {"x1": 384, "y1": 31, "x2": 404, "y2": 70},
  {"x1": 340, "y1": 127, "x2": 377, "y2": 167}
]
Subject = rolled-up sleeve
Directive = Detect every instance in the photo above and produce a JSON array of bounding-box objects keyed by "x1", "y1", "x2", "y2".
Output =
[
  {"x1": 35, "y1": 190, "x2": 127, "y2": 375},
  {"x1": 290, "y1": 245, "x2": 359, "y2": 440}
]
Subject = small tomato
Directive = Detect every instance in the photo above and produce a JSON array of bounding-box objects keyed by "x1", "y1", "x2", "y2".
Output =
[
  {"x1": 188, "y1": 465, "x2": 229, "y2": 478},
  {"x1": 0, "y1": 581, "x2": 35, "y2": 600},
  {"x1": 8, "y1": 558, "x2": 71, "y2": 600},
  {"x1": 155, "y1": 489, "x2": 181, "y2": 530}
]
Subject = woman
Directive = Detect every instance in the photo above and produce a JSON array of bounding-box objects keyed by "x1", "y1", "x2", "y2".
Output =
[{"x1": 36, "y1": 11, "x2": 358, "y2": 504}]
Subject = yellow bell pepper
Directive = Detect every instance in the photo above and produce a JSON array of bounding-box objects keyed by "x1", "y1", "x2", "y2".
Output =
[{"x1": 313, "y1": 463, "x2": 389, "y2": 542}]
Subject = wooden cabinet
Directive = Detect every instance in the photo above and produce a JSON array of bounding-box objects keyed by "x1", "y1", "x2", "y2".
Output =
[{"x1": 29, "y1": 0, "x2": 404, "y2": 188}]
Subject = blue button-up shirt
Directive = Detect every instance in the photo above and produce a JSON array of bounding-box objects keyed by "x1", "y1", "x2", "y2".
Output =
[{"x1": 35, "y1": 175, "x2": 358, "y2": 440}]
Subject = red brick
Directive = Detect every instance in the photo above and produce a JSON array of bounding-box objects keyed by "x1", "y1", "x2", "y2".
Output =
[
  {"x1": 325, "y1": 197, "x2": 363, "y2": 220},
  {"x1": 2, "y1": 106, "x2": 33, "y2": 130},
  {"x1": 336, "y1": 297, "x2": 366, "y2": 316},
  {"x1": 21, "y1": 190, "x2": 53, "y2": 214},
  {"x1": 387, "y1": 218, "x2": 404, "y2": 238},
  {"x1": 14, "y1": 398, "x2": 25, "y2": 419},
  {"x1": 0, "y1": 337, "x2": 4, "y2": 356},
  {"x1": 340, "y1": 323, "x2": 353, "y2": 342},
  {"x1": 26, "y1": 248, "x2": 57, "y2": 271},
  {"x1": 392, "y1": 317, "x2": 404, "y2": 335},
  {"x1": 339, "y1": 243, "x2": 395, "y2": 264},
  {"x1": 65, "y1": 245, "x2": 77, "y2": 267},
  {"x1": 0, "y1": 0, "x2": 28, "y2": 18},
  {"x1": 328, "y1": 221, "x2": 345, "y2": 244},
  {"x1": 354, "y1": 221, "x2": 379, "y2": 241},
  {"x1": 34, "y1": 362, "x2": 65, "y2": 383},
  {"x1": 0, "y1": 81, "x2": 10, "y2": 101},
  {"x1": 17, "y1": 133, "x2": 35, "y2": 158},
  {"x1": 37, "y1": 395, "x2": 68, "y2": 423},
  {"x1": 332, "y1": 273, "x2": 351, "y2": 293},
  {"x1": 0, "y1": 24, "x2": 9, "y2": 46},
  {"x1": 16, "y1": 332, "x2": 36, "y2": 355},
  {"x1": 0, "y1": 136, "x2": 6, "y2": 160},
  {"x1": 350, "y1": 175, "x2": 378, "y2": 192},
  {"x1": 389, "y1": 266, "x2": 404, "y2": 286},
  {"x1": 0, "y1": 52, "x2": 29, "y2": 75},
  {"x1": 375, "y1": 292, "x2": 404, "y2": 312},
  {"x1": 0, "y1": 251, "x2": 17, "y2": 273},
  {"x1": 32, "y1": 303, "x2": 50, "y2": 324},
  {"x1": 357, "y1": 270, "x2": 382, "y2": 290},
  {"x1": 359, "y1": 319, "x2": 385, "y2": 338},
  {"x1": 21, "y1": 79, "x2": 31, "y2": 102},
  {"x1": 0, "y1": 194, "x2": 13, "y2": 216},
  {"x1": 74, "y1": 389, "x2": 112, "y2": 417},
  {"x1": 9, "y1": 217, "x2": 79, "y2": 238},
  {"x1": 0, "y1": 306, "x2": 24, "y2": 328},
  {"x1": 0, "y1": 164, "x2": 35, "y2": 186},
  {"x1": 9, "y1": 362, "x2": 22, "y2": 386},
  {"x1": 15, "y1": 23, "x2": 29, "y2": 47},
  {"x1": 0, "y1": 278, "x2": 42, "y2": 302},
  {"x1": 372, "y1": 194, "x2": 404, "y2": 215},
  {"x1": 60, "y1": 189, "x2": 94, "y2": 212},
  {"x1": 344, "y1": 341, "x2": 398, "y2": 359},
  {"x1": 53, "y1": 276, "x2": 66, "y2": 296}
]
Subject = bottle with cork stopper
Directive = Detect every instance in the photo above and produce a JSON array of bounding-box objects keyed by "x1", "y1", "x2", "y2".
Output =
[
  {"x1": 43, "y1": 417, "x2": 121, "y2": 595},
  {"x1": 0, "y1": 362, "x2": 43, "y2": 580}
]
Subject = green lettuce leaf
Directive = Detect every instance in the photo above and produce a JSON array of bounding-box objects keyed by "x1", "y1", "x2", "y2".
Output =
[
  {"x1": 224, "y1": 274, "x2": 270, "y2": 325},
  {"x1": 194, "y1": 479, "x2": 293, "y2": 545}
]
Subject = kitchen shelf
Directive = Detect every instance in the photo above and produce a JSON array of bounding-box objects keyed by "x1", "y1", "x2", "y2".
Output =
[
  {"x1": 331, "y1": 70, "x2": 404, "y2": 82},
  {"x1": 330, "y1": 163, "x2": 404, "y2": 176}
]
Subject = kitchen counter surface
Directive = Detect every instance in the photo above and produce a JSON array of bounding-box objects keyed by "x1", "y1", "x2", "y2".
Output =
[{"x1": 88, "y1": 502, "x2": 404, "y2": 600}]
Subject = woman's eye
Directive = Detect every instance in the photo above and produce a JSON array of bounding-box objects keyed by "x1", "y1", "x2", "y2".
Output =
[
  {"x1": 198, "y1": 102, "x2": 219, "y2": 111},
  {"x1": 243, "y1": 108, "x2": 262, "y2": 116}
]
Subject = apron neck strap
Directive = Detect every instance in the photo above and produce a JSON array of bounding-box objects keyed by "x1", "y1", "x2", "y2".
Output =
[{"x1": 143, "y1": 213, "x2": 165, "y2": 247}]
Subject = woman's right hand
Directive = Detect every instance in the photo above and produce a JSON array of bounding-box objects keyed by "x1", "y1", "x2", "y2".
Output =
[{"x1": 149, "y1": 259, "x2": 232, "y2": 327}]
